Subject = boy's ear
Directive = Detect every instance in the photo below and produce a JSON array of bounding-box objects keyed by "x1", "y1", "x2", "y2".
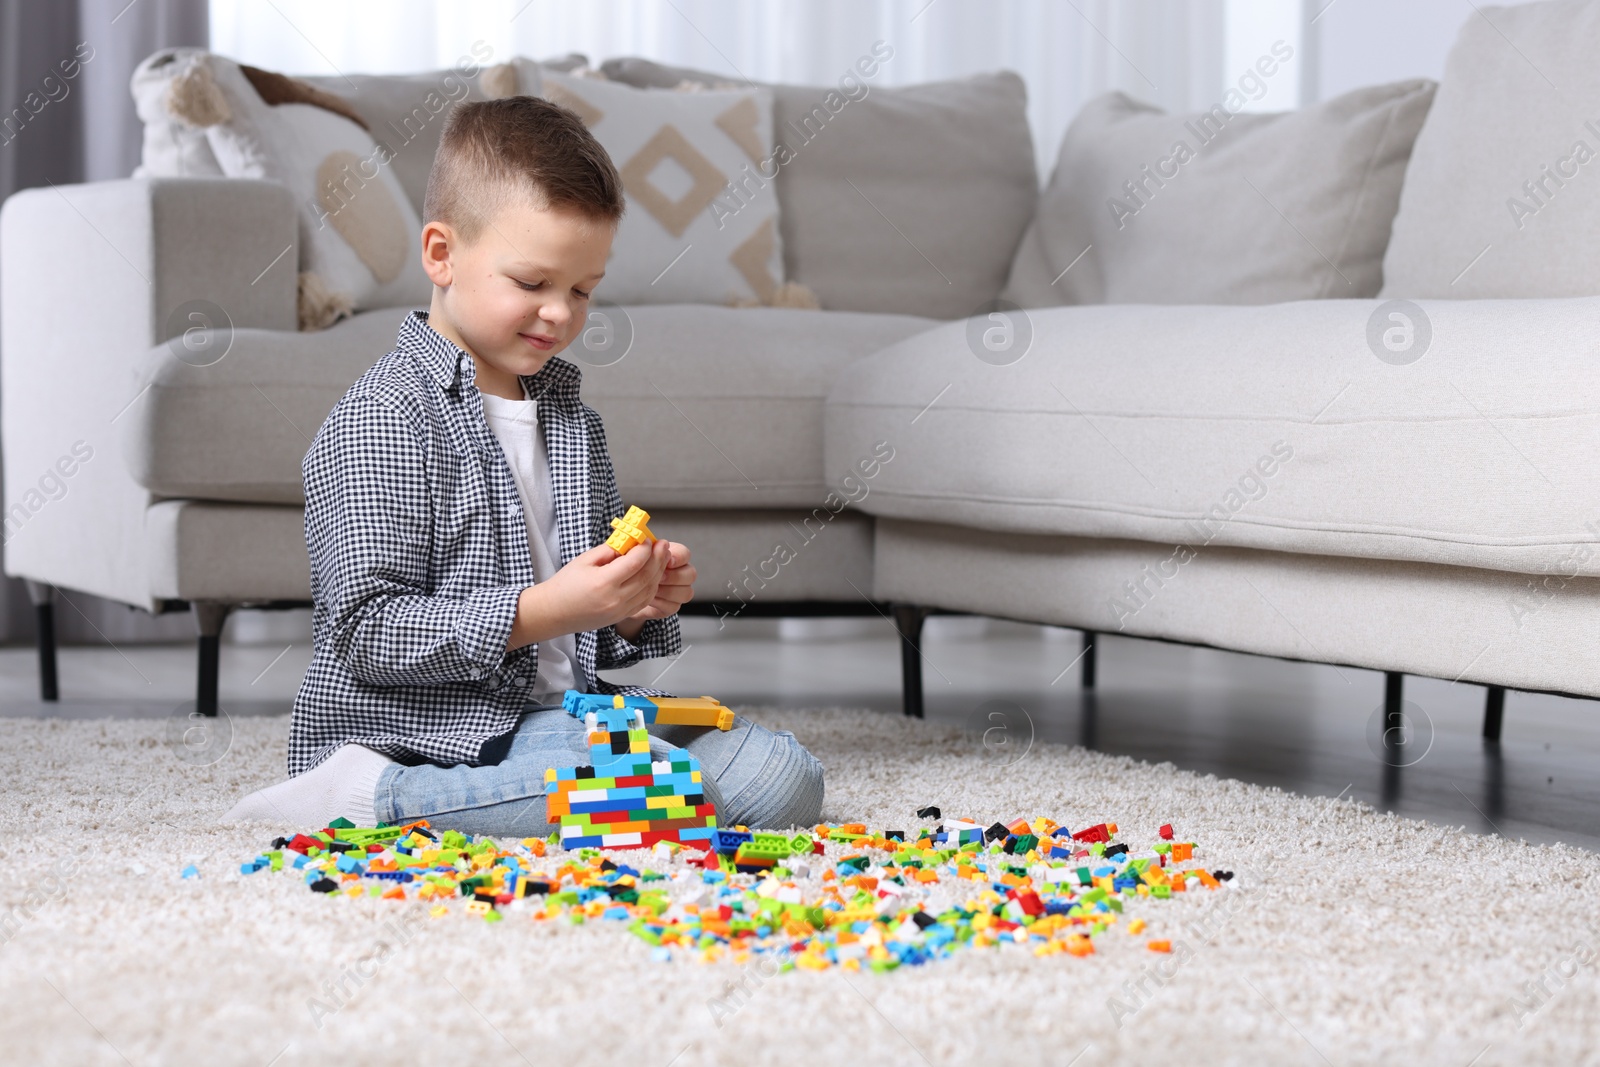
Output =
[{"x1": 419, "y1": 220, "x2": 455, "y2": 288}]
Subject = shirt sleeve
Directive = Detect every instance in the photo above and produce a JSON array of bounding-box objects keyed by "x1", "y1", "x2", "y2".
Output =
[
  {"x1": 303, "y1": 391, "x2": 519, "y2": 687},
  {"x1": 584, "y1": 402, "x2": 684, "y2": 671}
]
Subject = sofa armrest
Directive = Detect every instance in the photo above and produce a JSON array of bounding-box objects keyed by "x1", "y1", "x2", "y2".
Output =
[{"x1": 0, "y1": 177, "x2": 297, "y2": 609}]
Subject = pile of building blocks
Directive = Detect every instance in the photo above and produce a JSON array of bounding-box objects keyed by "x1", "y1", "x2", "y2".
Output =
[
  {"x1": 543, "y1": 690, "x2": 734, "y2": 851},
  {"x1": 236, "y1": 807, "x2": 1231, "y2": 971}
]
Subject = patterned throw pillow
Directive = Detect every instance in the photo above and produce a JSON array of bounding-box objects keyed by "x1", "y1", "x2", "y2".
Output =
[
  {"x1": 164, "y1": 54, "x2": 433, "y2": 330},
  {"x1": 507, "y1": 69, "x2": 808, "y2": 308}
]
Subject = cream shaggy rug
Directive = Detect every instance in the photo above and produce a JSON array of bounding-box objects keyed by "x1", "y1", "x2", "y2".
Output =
[{"x1": 2, "y1": 707, "x2": 1598, "y2": 1067}]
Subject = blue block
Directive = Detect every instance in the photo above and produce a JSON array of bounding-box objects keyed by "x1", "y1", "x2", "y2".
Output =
[{"x1": 712, "y1": 829, "x2": 753, "y2": 854}]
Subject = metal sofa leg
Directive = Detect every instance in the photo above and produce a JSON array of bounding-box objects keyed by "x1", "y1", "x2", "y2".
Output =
[
  {"x1": 1383, "y1": 671, "x2": 1404, "y2": 747},
  {"x1": 1081, "y1": 630, "x2": 1097, "y2": 689},
  {"x1": 891, "y1": 603, "x2": 929, "y2": 719},
  {"x1": 194, "y1": 602, "x2": 233, "y2": 717},
  {"x1": 1483, "y1": 685, "x2": 1506, "y2": 742},
  {"x1": 24, "y1": 580, "x2": 57, "y2": 702}
]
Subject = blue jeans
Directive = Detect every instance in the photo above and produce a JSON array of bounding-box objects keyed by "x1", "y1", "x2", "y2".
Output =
[{"x1": 373, "y1": 706, "x2": 825, "y2": 838}]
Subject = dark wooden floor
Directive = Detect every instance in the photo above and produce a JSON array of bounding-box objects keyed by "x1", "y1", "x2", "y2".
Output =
[
  {"x1": 607, "y1": 618, "x2": 1600, "y2": 852},
  {"x1": 5, "y1": 620, "x2": 1596, "y2": 850}
]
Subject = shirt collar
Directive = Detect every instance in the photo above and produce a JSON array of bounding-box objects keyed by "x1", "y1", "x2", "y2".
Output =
[{"x1": 398, "y1": 309, "x2": 583, "y2": 409}]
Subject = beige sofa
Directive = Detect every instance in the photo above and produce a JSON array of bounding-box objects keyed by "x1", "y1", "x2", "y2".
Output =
[{"x1": 5, "y1": 3, "x2": 1597, "y2": 741}]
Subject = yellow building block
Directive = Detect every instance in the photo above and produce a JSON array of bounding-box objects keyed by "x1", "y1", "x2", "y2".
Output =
[
  {"x1": 648, "y1": 695, "x2": 736, "y2": 731},
  {"x1": 605, "y1": 505, "x2": 657, "y2": 554}
]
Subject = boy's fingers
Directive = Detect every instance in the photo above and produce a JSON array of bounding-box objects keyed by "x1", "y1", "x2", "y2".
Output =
[
  {"x1": 663, "y1": 541, "x2": 691, "y2": 568},
  {"x1": 658, "y1": 563, "x2": 696, "y2": 585},
  {"x1": 578, "y1": 542, "x2": 621, "y2": 565}
]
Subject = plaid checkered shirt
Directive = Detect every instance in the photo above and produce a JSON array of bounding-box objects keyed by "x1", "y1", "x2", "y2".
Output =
[{"x1": 289, "y1": 310, "x2": 681, "y2": 775}]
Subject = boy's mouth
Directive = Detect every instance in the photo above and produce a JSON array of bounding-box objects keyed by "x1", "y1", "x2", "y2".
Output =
[{"x1": 519, "y1": 332, "x2": 557, "y2": 351}]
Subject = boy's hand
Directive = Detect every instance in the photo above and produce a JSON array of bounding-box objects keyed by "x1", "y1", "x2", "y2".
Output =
[
  {"x1": 626, "y1": 540, "x2": 695, "y2": 621},
  {"x1": 508, "y1": 539, "x2": 667, "y2": 650}
]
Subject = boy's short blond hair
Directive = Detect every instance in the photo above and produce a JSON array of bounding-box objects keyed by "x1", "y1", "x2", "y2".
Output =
[{"x1": 423, "y1": 96, "x2": 625, "y2": 242}]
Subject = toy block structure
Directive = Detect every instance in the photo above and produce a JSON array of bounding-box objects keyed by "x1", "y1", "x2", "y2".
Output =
[
  {"x1": 545, "y1": 689, "x2": 733, "y2": 851},
  {"x1": 605, "y1": 505, "x2": 657, "y2": 555},
  {"x1": 562, "y1": 690, "x2": 736, "y2": 732}
]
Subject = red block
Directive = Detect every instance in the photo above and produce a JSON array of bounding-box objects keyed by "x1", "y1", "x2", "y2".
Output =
[
  {"x1": 1159, "y1": 823, "x2": 1174, "y2": 840},
  {"x1": 1072, "y1": 823, "x2": 1110, "y2": 844}
]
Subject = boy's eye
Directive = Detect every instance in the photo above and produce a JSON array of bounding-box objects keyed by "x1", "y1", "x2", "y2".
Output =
[{"x1": 516, "y1": 280, "x2": 591, "y2": 300}]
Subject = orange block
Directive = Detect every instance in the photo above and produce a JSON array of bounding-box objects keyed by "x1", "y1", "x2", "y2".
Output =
[
  {"x1": 1148, "y1": 940, "x2": 1172, "y2": 952},
  {"x1": 1172, "y1": 842, "x2": 1194, "y2": 862}
]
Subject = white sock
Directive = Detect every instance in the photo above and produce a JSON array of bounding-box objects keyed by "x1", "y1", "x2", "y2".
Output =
[{"x1": 223, "y1": 744, "x2": 395, "y2": 828}]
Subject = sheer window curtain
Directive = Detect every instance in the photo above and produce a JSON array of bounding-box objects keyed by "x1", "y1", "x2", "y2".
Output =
[{"x1": 209, "y1": 0, "x2": 1238, "y2": 182}]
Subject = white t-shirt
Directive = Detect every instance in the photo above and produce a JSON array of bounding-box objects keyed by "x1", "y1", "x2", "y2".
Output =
[{"x1": 479, "y1": 385, "x2": 578, "y2": 704}]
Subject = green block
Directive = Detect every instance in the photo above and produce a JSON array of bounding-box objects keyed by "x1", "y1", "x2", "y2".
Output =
[
  {"x1": 1154, "y1": 842, "x2": 1172, "y2": 854},
  {"x1": 1076, "y1": 867, "x2": 1092, "y2": 886},
  {"x1": 1013, "y1": 834, "x2": 1038, "y2": 854},
  {"x1": 1151, "y1": 884, "x2": 1171, "y2": 899}
]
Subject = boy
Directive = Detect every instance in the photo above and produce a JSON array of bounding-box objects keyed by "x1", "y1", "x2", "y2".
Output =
[{"x1": 224, "y1": 97, "x2": 824, "y2": 835}]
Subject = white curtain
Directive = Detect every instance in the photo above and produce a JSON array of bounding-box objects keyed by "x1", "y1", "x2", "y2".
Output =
[{"x1": 210, "y1": 0, "x2": 1233, "y2": 178}]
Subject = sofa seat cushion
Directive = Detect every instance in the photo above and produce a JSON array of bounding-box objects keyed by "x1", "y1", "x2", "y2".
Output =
[
  {"x1": 825, "y1": 298, "x2": 1600, "y2": 578},
  {"x1": 126, "y1": 304, "x2": 931, "y2": 509},
  {"x1": 581, "y1": 306, "x2": 933, "y2": 508}
]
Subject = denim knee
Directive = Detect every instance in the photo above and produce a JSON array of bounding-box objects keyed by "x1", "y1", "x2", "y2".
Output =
[{"x1": 718, "y1": 730, "x2": 824, "y2": 831}]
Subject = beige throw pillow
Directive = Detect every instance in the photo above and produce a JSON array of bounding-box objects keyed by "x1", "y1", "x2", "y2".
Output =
[
  {"x1": 532, "y1": 70, "x2": 792, "y2": 307},
  {"x1": 1004, "y1": 83, "x2": 1436, "y2": 306},
  {"x1": 1381, "y1": 0, "x2": 1600, "y2": 298}
]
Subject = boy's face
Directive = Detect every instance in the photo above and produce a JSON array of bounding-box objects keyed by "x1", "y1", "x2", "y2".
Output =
[{"x1": 420, "y1": 196, "x2": 612, "y2": 398}]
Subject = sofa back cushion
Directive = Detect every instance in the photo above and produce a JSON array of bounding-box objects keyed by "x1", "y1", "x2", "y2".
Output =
[
  {"x1": 602, "y1": 57, "x2": 1037, "y2": 320},
  {"x1": 1381, "y1": 0, "x2": 1600, "y2": 298},
  {"x1": 1004, "y1": 82, "x2": 1436, "y2": 307},
  {"x1": 526, "y1": 70, "x2": 790, "y2": 307}
]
